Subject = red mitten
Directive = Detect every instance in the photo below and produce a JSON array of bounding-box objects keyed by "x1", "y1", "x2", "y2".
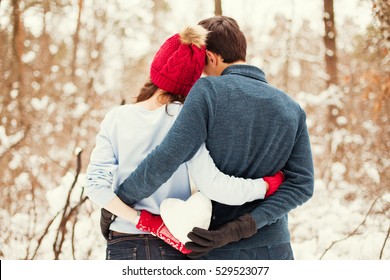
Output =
[
  {"x1": 263, "y1": 171, "x2": 285, "y2": 198},
  {"x1": 136, "y1": 210, "x2": 192, "y2": 254}
]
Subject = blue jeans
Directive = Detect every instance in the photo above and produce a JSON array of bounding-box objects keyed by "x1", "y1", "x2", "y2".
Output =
[
  {"x1": 106, "y1": 231, "x2": 189, "y2": 260},
  {"x1": 198, "y1": 243, "x2": 294, "y2": 260}
]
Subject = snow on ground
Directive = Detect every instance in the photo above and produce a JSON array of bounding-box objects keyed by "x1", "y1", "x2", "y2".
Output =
[{"x1": 289, "y1": 180, "x2": 390, "y2": 260}]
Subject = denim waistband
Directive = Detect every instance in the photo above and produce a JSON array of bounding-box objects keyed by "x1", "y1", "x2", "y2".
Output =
[{"x1": 109, "y1": 230, "x2": 154, "y2": 238}]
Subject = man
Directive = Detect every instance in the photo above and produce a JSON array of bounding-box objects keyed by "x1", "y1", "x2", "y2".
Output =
[{"x1": 113, "y1": 16, "x2": 314, "y2": 259}]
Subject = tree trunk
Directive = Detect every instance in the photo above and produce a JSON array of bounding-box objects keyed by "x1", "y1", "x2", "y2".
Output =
[
  {"x1": 70, "y1": 0, "x2": 83, "y2": 81},
  {"x1": 372, "y1": 0, "x2": 390, "y2": 51},
  {"x1": 323, "y1": 0, "x2": 338, "y2": 86},
  {"x1": 323, "y1": 0, "x2": 339, "y2": 138},
  {"x1": 11, "y1": 0, "x2": 24, "y2": 86},
  {"x1": 214, "y1": 0, "x2": 222, "y2": 16}
]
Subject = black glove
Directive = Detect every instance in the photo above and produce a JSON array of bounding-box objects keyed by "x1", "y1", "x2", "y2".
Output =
[
  {"x1": 185, "y1": 213, "x2": 257, "y2": 258},
  {"x1": 100, "y1": 208, "x2": 116, "y2": 240}
]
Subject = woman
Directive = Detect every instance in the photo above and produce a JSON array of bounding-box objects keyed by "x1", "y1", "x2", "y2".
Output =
[{"x1": 84, "y1": 25, "x2": 283, "y2": 260}]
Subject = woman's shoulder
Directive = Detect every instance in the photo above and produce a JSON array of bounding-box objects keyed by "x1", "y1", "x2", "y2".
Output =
[{"x1": 102, "y1": 104, "x2": 136, "y2": 121}]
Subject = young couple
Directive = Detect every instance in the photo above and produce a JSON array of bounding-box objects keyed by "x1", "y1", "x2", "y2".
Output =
[{"x1": 85, "y1": 16, "x2": 314, "y2": 260}]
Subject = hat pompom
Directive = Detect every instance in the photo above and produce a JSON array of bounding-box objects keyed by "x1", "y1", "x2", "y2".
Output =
[{"x1": 179, "y1": 25, "x2": 208, "y2": 48}]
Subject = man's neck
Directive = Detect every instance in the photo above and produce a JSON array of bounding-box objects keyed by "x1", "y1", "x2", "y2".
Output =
[{"x1": 218, "y1": 60, "x2": 246, "y2": 76}]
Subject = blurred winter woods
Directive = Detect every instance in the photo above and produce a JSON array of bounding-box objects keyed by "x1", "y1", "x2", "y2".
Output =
[{"x1": 0, "y1": 0, "x2": 389, "y2": 259}]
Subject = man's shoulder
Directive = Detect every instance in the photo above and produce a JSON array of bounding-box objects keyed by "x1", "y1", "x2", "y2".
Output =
[
  {"x1": 190, "y1": 76, "x2": 230, "y2": 100},
  {"x1": 266, "y1": 84, "x2": 304, "y2": 112},
  {"x1": 188, "y1": 77, "x2": 220, "y2": 100},
  {"x1": 193, "y1": 76, "x2": 220, "y2": 87}
]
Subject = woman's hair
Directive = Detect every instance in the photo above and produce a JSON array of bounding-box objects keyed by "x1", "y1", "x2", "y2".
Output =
[
  {"x1": 136, "y1": 79, "x2": 186, "y2": 114},
  {"x1": 198, "y1": 16, "x2": 246, "y2": 63}
]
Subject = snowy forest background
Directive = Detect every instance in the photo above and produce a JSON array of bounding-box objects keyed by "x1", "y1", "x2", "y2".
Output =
[{"x1": 0, "y1": 0, "x2": 389, "y2": 260}]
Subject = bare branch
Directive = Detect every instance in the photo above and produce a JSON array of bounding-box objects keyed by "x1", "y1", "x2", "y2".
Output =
[
  {"x1": 30, "y1": 210, "x2": 62, "y2": 260},
  {"x1": 52, "y1": 148, "x2": 83, "y2": 259},
  {"x1": 70, "y1": 196, "x2": 88, "y2": 259},
  {"x1": 379, "y1": 225, "x2": 390, "y2": 259},
  {"x1": 320, "y1": 197, "x2": 380, "y2": 259},
  {"x1": 0, "y1": 125, "x2": 31, "y2": 162}
]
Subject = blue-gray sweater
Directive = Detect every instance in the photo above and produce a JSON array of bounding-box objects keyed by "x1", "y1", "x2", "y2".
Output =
[{"x1": 117, "y1": 64, "x2": 314, "y2": 249}]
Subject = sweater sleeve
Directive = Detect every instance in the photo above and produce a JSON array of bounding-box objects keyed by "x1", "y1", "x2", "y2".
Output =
[
  {"x1": 83, "y1": 112, "x2": 118, "y2": 207},
  {"x1": 251, "y1": 110, "x2": 314, "y2": 229},
  {"x1": 186, "y1": 143, "x2": 266, "y2": 205},
  {"x1": 116, "y1": 79, "x2": 212, "y2": 206}
]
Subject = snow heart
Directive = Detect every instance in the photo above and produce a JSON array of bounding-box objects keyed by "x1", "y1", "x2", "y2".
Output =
[{"x1": 160, "y1": 192, "x2": 212, "y2": 244}]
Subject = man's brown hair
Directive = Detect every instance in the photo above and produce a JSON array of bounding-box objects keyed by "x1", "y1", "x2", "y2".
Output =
[{"x1": 198, "y1": 16, "x2": 246, "y2": 63}]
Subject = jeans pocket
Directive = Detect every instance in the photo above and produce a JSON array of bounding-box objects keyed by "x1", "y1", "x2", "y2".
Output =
[
  {"x1": 200, "y1": 248, "x2": 241, "y2": 260},
  {"x1": 106, "y1": 247, "x2": 137, "y2": 260},
  {"x1": 159, "y1": 245, "x2": 187, "y2": 260}
]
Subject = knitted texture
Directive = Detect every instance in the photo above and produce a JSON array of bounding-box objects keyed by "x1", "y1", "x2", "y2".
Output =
[
  {"x1": 136, "y1": 210, "x2": 192, "y2": 254},
  {"x1": 150, "y1": 26, "x2": 207, "y2": 96}
]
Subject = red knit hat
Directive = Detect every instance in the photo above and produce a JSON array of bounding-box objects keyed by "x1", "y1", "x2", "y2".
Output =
[{"x1": 150, "y1": 25, "x2": 207, "y2": 96}]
